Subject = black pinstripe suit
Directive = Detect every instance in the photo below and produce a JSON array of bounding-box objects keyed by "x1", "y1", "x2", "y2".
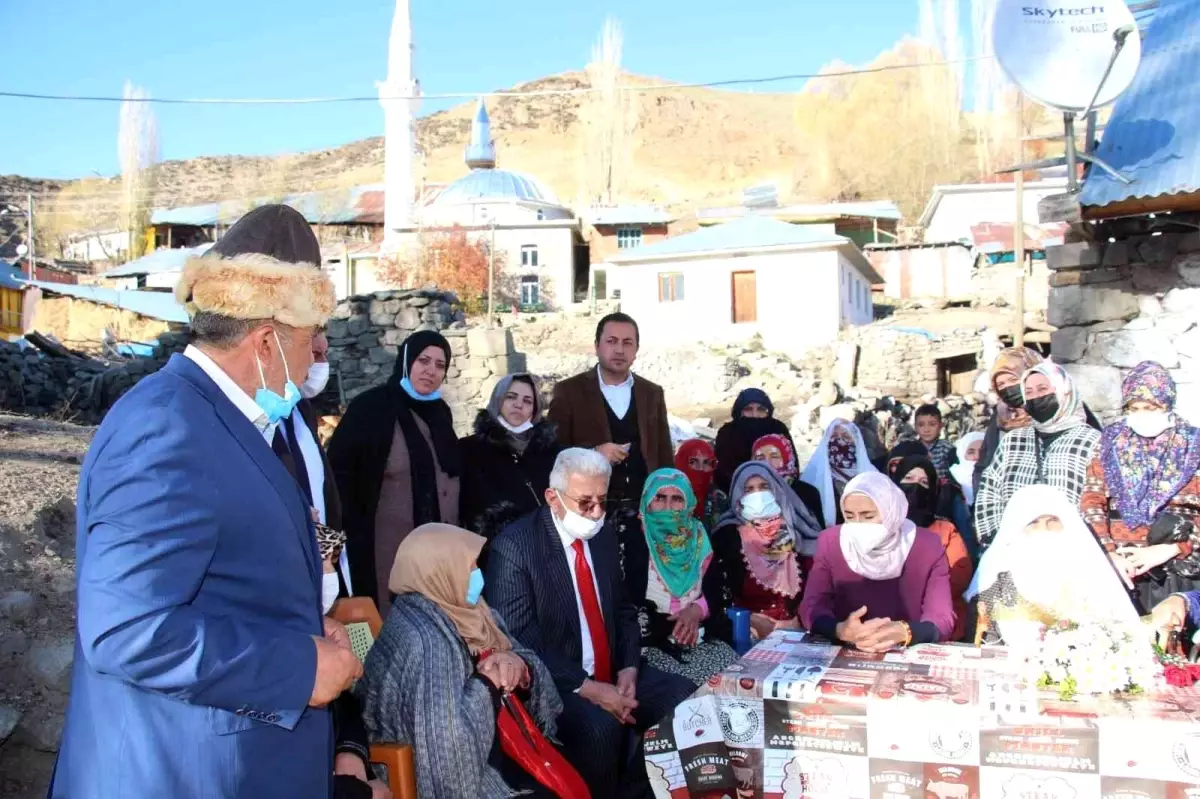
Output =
[{"x1": 486, "y1": 506, "x2": 694, "y2": 797}]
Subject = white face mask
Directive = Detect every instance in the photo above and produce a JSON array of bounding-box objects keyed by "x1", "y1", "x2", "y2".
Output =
[
  {"x1": 1127, "y1": 410, "x2": 1172, "y2": 439},
  {"x1": 840, "y1": 522, "x2": 890, "y2": 550},
  {"x1": 321, "y1": 571, "x2": 340, "y2": 615},
  {"x1": 499, "y1": 417, "x2": 534, "y2": 434},
  {"x1": 555, "y1": 492, "x2": 605, "y2": 541},
  {"x1": 740, "y1": 490, "x2": 781, "y2": 521},
  {"x1": 300, "y1": 362, "x2": 331, "y2": 400}
]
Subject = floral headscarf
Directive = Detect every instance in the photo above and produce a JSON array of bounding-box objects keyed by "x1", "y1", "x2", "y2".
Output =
[
  {"x1": 1021, "y1": 361, "x2": 1087, "y2": 435},
  {"x1": 993, "y1": 347, "x2": 1043, "y2": 432},
  {"x1": 722, "y1": 462, "x2": 804, "y2": 596},
  {"x1": 1100, "y1": 362, "x2": 1200, "y2": 529},
  {"x1": 752, "y1": 433, "x2": 798, "y2": 480},
  {"x1": 799, "y1": 420, "x2": 879, "y2": 530},
  {"x1": 640, "y1": 469, "x2": 712, "y2": 601},
  {"x1": 675, "y1": 439, "x2": 717, "y2": 521}
]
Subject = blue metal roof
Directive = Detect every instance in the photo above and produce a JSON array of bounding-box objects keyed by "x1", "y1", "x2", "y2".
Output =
[
  {"x1": 0, "y1": 262, "x2": 25, "y2": 290},
  {"x1": 586, "y1": 206, "x2": 675, "y2": 226},
  {"x1": 1081, "y1": 0, "x2": 1200, "y2": 209},
  {"x1": 697, "y1": 200, "x2": 903, "y2": 223},
  {"x1": 432, "y1": 168, "x2": 559, "y2": 207},
  {"x1": 151, "y1": 184, "x2": 386, "y2": 227},
  {"x1": 102, "y1": 243, "x2": 213, "y2": 278},
  {"x1": 24, "y1": 281, "x2": 189, "y2": 323},
  {"x1": 611, "y1": 214, "x2": 848, "y2": 260}
]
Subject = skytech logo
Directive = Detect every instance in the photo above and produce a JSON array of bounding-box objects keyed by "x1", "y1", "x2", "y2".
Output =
[{"x1": 1023, "y1": 5, "x2": 1105, "y2": 19}]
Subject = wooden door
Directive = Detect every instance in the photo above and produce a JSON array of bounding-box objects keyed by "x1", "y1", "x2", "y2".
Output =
[{"x1": 731, "y1": 271, "x2": 758, "y2": 324}]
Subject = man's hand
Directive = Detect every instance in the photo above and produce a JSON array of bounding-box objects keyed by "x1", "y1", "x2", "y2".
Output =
[
  {"x1": 310, "y1": 636, "x2": 363, "y2": 707},
  {"x1": 477, "y1": 651, "x2": 530, "y2": 692},
  {"x1": 1122, "y1": 544, "x2": 1179, "y2": 578},
  {"x1": 1153, "y1": 594, "x2": 1188, "y2": 634},
  {"x1": 669, "y1": 604, "x2": 704, "y2": 647},
  {"x1": 855, "y1": 621, "x2": 910, "y2": 653},
  {"x1": 616, "y1": 667, "x2": 638, "y2": 700},
  {"x1": 835, "y1": 606, "x2": 892, "y2": 646},
  {"x1": 324, "y1": 617, "x2": 352, "y2": 651},
  {"x1": 595, "y1": 443, "x2": 630, "y2": 464},
  {"x1": 580, "y1": 678, "x2": 637, "y2": 724}
]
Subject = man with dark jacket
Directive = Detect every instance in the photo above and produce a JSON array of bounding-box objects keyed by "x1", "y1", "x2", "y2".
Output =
[
  {"x1": 548, "y1": 312, "x2": 672, "y2": 524},
  {"x1": 485, "y1": 448, "x2": 694, "y2": 798}
]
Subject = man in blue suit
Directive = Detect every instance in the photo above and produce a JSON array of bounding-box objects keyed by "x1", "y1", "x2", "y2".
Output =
[{"x1": 51, "y1": 205, "x2": 363, "y2": 798}]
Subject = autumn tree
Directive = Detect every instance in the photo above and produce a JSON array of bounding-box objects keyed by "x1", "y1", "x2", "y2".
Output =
[
  {"x1": 578, "y1": 18, "x2": 638, "y2": 208},
  {"x1": 118, "y1": 82, "x2": 161, "y2": 261},
  {"x1": 377, "y1": 225, "x2": 506, "y2": 314},
  {"x1": 36, "y1": 178, "x2": 122, "y2": 261}
]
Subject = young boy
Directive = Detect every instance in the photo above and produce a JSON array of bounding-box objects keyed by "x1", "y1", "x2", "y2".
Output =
[{"x1": 914, "y1": 403, "x2": 957, "y2": 480}]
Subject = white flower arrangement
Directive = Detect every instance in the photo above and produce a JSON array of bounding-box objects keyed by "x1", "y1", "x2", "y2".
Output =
[{"x1": 1019, "y1": 621, "x2": 1161, "y2": 700}]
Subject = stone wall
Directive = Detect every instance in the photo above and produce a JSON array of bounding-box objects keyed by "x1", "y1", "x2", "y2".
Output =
[
  {"x1": 27, "y1": 293, "x2": 178, "y2": 354},
  {"x1": 326, "y1": 289, "x2": 525, "y2": 436},
  {"x1": 1046, "y1": 233, "x2": 1200, "y2": 423},
  {"x1": 838, "y1": 326, "x2": 985, "y2": 399}
]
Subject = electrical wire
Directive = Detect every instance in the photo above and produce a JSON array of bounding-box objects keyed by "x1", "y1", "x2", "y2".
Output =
[{"x1": 0, "y1": 55, "x2": 991, "y2": 106}]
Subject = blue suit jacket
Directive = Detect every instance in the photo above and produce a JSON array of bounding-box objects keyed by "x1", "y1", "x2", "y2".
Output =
[
  {"x1": 51, "y1": 354, "x2": 331, "y2": 798},
  {"x1": 485, "y1": 506, "x2": 641, "y2": 696}
]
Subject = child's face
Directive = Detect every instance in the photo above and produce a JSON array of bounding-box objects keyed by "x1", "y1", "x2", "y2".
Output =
[{"x1": 915, "y1": 414, "x2": 942, "y2": 443}]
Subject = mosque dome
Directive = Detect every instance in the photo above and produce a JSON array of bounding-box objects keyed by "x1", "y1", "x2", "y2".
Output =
[{"x1": 432, "y1": 99, "x2": 561, "y2": 208}]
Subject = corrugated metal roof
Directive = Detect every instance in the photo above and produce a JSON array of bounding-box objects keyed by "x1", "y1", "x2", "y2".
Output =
[
  {"x1": 432, "y1": 169, "x2": 560, "y2": 207},
  {"x1": 698, "y1": 200, "x2": 902, "y2": 223},
  {"x1": 24, "y1": 281, "x2": 189, "y2": 323},
  {"x1": 1081, "y1": 0, "x2": 1200, "y2": 208},
  {"x1": 611, "y1": 214, "x2": 848, "y2": 260},
  {"x1": 102, "y1": 243, "x2": 213, "y2": 278},
  {"x1": 151, "y1": 184, "x2": 386, "y2": 227},
  {"x1": 1, "y1": 262, "x2": 26, "y2": 290},
  {"x1": 585, "y1": 206, "x2": 675, "y2": 226}
]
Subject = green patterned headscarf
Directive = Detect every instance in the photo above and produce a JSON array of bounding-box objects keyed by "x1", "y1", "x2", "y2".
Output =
[{"x1": 640, "y1": 468, "x2": 713, "y2": 598}]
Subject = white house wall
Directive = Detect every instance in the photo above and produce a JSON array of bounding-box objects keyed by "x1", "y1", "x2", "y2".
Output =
[{"x1": 925, "y1": 185, "x2": 1064, "y2": 244}]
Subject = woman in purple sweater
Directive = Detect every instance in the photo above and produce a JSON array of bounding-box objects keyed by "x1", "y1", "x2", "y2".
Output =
[{"x1": 800, "y1": 472, "x2": 955, "y2": 651}]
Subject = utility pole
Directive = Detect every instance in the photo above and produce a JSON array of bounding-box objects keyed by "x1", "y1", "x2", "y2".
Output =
[
  {"x1": 1013, "y1": 96, "x2": 1026, "y2": 349},
  {"x1": 487, "y1": 218, "x2": 496, "y2": 328},
  {"x1": 26, "y1": 193, "x2": 35, "y2": 282}
]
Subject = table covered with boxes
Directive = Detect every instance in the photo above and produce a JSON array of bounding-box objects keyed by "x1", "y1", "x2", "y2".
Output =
[{"x1": 643, "y1": 631, "x2": 1200, "y2": 798}]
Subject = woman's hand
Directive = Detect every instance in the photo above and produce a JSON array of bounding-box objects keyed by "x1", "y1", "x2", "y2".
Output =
[
  {"x1": 1153, "y1": 594, "x2": 1188, "y2": 634},
  {"x1": 334, "y1": 752, "x2": 368, "y2": 781},
  {"x1": 669, "y1": 604, "x2": 705, "y2": 647},
  {"x1": 478, "y1": 651, "x2": 529, "y2": 692},
  {"x1": 855, "y1": 621, "x2": 910, "y2": 653},
  {"x1": 1122, "y1": 544, "x2": 1180, "y2": 577},
  {"x1": 1110, "y1": 552, "x2": 1137, "y2": 588},
  {"x1": 834, "y1": 606, "x2": 891, "y2": 646},
  {"x1": 749, "y1": 613, "x2": 777, "y2": 641}
]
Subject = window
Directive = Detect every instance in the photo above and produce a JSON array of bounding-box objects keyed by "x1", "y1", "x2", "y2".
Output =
[
  {"x1": 521, "y1": 245, "x2": 539, "y2": 268},
  {"x1": 658, "y1": 272, "x2": 685, "y2": 303},
  {"x1": 617, "y1": 227, "x2": 643, "y2": 250},
  {"x1": 520, "y1": 275, "x2": 540, "y2": 306},
  {"x1": 536, "y1": 209, "x2": 545, "y2": 221}
]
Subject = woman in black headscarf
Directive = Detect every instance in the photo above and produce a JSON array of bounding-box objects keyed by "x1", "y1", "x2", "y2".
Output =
[
  {"x1": 714, "y1": 388, "x2": 798, "y2": 495},
  {"x1": 459, "y1": 373, "x2": 561, "y2": 541},
  {"x1": 328, "y1": 330, "x2": 462, "y2": 609}
]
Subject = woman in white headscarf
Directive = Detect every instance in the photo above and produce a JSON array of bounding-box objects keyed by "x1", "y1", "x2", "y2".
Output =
[
  {"x1": 950, "y1": 432, "x2": 986, "y2": 509},
  {"x1": 799, "y1": 419, "x2": 878, "y2": 529},
  {"x1": 966, "y1": 484, "x2": 1139, "y2": 648},
  {"x1": 974, "y1": 361, "x2": 1101, "y2": 550}
]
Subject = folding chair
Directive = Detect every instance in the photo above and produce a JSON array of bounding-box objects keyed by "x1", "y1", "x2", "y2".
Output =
[{"x1": 329, "y1": 598, "x2": 418, "y2": 799}]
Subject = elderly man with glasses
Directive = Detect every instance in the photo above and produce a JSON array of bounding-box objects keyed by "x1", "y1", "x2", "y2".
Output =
[{"x1": 485, "y1": 448, "x2": 694, "y2": 799}]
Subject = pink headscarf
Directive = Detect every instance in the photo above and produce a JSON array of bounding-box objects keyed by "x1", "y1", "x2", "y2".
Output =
[{"x1": 838, "y1": 472, "x2": 917, "y2": 581}]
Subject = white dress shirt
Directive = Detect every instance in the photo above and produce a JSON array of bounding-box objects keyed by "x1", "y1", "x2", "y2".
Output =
[
  {"x1": 184, "y1": 345, "x2": 274, "y2": 443},
  {"x1": 596, "y1": 365, "x2": 634, "y2": 420},
  {"x1": 550, "y1": 510, "x2": 605, "y2": 679},
  {"x1": 288, "y1": 406, "x2": 354, "y2": 593}
]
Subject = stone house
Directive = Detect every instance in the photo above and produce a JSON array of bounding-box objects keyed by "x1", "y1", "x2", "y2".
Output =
[{"x1": 1044, "y1": 0, "x2": 1200, "y2": 423}]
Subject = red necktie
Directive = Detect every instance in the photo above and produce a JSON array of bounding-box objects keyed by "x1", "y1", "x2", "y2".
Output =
[{"x1": 571, "y1": 539, "x2": 612, "y2": 684}]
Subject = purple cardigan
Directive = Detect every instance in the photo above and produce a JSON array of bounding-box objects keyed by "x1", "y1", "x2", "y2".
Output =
[{"x1": 800, "y1": 525, "x2": 955, "y2": 645}]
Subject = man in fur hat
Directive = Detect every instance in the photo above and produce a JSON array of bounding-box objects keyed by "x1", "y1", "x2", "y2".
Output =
[{"x1": 52, "y1": 205, "x2": 363, "y2": 798}]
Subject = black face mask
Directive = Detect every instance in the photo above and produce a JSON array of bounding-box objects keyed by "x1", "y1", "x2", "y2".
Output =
[
  {"x1": 998, "y1": 385, "x2": 1025, "y2": 409},
  {"x1": 900, "y1": 483, "x2": 937, "y2": 527},
  {"x1": 1025, "y1": 395, "x2": 1060, "y2": 424}
]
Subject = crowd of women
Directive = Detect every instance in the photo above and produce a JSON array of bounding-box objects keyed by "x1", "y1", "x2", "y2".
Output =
[{"x1": 319, "y1": 328, "x2": 1200, "y2": 798}]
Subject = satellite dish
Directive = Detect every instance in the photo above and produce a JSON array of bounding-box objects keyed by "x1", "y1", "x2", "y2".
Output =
[{"x1": 992, "y1": 0, "x2": 1142, "y2": 112}]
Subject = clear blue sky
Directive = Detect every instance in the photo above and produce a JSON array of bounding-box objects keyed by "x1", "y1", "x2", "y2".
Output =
[{"x1": 1, "y1": 0, "x2": 925, "y2": 180}]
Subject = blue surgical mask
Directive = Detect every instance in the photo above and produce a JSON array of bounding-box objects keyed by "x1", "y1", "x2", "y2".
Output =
[
  {"x1": 400, "y1": 376, "x2": 442, "y2": 402},
  {"x1": 741, "y1": 490, "x2": 782, "y2": 521},
  {"x1": 254, "y1": 330, "x2": 302, "y2": 424},
  {"x1": 465, "y1": 568, "x2": 485, "y2": 606}
]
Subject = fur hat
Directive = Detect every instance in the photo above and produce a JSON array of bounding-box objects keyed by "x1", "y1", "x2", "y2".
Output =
[{"x1": 175, "y1": 204, "x2": 336, "y2": 328}]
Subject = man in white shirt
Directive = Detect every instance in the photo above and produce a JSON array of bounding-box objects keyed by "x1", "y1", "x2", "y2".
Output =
[{"x1": 485, "y1": 448, "x2": 694, "y2": 798}]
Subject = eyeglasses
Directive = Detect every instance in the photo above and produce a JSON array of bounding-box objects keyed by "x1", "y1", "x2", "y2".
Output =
[{"x1": 560, "y1": 492, "x2": 607, "y2": 515}]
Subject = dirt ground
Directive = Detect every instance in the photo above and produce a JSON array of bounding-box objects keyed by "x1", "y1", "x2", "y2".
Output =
[{"x1": 0, "y1": 414, "x2": 92, "y2": 799}]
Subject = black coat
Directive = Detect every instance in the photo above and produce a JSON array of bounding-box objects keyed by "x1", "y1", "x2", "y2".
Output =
[
  {"x1": 458, "y1": 412, "x2": 561, "y2": 541},
  {"x1": 713, "y1": 417, "x2": 797, "y2": 496},
  {"x1": 618, "y1": 521, "x2": 733, "y2": 653}
]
